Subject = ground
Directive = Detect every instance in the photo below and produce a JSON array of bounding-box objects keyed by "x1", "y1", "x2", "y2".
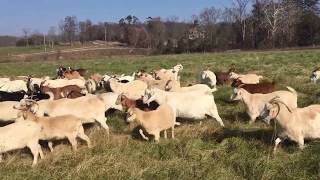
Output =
[{"x1": 0, "y1": 49, "x2": 320, "y2": 179}]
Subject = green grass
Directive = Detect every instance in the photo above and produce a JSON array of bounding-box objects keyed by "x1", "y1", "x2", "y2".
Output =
[{"x1": 1, "y1": 50, "x2": 320, "y2": 179}]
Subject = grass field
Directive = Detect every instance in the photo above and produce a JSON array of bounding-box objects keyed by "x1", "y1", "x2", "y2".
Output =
[{"x1": 1, "y1": 50, "x2": 320, "y2": 179}]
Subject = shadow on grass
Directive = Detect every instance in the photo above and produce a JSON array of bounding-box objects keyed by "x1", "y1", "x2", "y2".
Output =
[{"x1": 203, "y1": 127, "x2": 276, "y2": 145}]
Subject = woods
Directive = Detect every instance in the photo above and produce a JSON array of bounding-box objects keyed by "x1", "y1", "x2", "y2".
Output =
[{"x1": 9, "y1": 0, "x2": 320, "y2": 53}]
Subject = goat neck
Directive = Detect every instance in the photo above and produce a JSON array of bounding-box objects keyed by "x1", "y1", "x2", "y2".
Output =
[{"x1": 272, "y1": 102, "x2": 292, "y2": 130}]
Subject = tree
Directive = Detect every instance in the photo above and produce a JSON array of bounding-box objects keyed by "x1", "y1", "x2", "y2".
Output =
[
  {"x1": 61, "y1": 16, "x2": 78, "y2": 46},
  {"x1": 47, "y1": 26, "x2": 57, "y2": 48},
  {"x1": 233, "y1": 0, "x2": 250, "y2": 43},
  {"x1": 22, "y1": 28, "x2": 30, "y2": 47},
  {"x1": 199, "y1": 6, "x2": 221, "y2": 50},
  {"x1": 263, "y1": 0, "x2": 286, "y2": 48}
]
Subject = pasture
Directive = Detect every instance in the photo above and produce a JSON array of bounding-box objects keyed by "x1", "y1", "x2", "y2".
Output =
[{"x1": 1, "y1": 50, "x2": 320, "y2": 179}]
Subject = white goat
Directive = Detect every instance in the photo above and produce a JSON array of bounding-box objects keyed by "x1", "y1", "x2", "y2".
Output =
[
  {"x1": 200, "y1": 70, "x2": 217, "y2": 88},
  {"x1": 0, "y1": 80, "x2": 28, "y2": 92},
  {"x1": 229, "y1": 72, "x2": 263, "y2": 84},
  {"x1": 127, "y1": 103, "x2": 176, "y2": 142},
  {"x1": 0, "y1": 120, "x2": 43, "y2": 166},
  {"x1": 118, "y1": 72, "x2": 135, "y2": 82},
  {"x1": 85, "y1": 79, "x2": 97, "y2": 94},
  {"x1": 230, "y1": 87, "x2": 298, "y2": 124},
  {"x1": 42, "y1": 79, "x2": 86, "y2": 89},
  {"x1": 261, "y1": 98, "x2": 320, "y2": 152},
  {"x1": 17, "y1": 93, "x2": 122, "y2": 135},
  {"x1": 143, "y1": 88, "x2": 224, "y2": 127},
  {"x1": 311, "y1": 69, "x2": 320, "y2": 83},
  {"x1": 0, "y1": 101, "x2": 21, "y2": 122},
  {"x1": 167, "y1": 83, "x2": 214, "y2": 93},
  {"x1": 108, "y1": 78, "x2": 147, "y2": 100},
  {"x1": 155, "y1": 64, "x2": 183, "y2": 81},
  {"x1": 17, "y1": 109, "x2": 91, "y2": 151}
]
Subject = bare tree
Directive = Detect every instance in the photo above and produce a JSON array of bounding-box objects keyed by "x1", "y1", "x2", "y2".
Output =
[
  {"x1": 62, "y1": 16, "x2": 78, "y2": 46},
  {"x1": 199, "y1": 7, "x2": 221, "y2": 50},
  {"x1": 233, "y1": 0, "x2": 249, "y2": 42},
  {"x1": 22, "y1": 28, "x2": 30, "y2": 47},
  {"x1": 47, "y1": 26, "x2": 56, "y2": 48},
  {"x1": 263, "y1": 0, "x2": 286, "y2": 47}
]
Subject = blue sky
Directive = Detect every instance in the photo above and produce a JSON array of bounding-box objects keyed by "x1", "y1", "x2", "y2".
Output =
[{"x1": 0, "y1": 0, "x2": 233, "y2": 36}]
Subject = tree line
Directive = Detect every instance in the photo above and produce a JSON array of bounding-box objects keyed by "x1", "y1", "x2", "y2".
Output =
[{"x1": 14, "y1": 0, "x2": 320, "y2": 53}]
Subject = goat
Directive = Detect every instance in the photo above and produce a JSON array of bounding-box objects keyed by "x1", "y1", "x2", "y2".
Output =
[
  {"x1": 16, "y1": 108, "x2": 91, "y2": 152},
  {"x1": 230, "y1": 87, "x2": 297, "y2": 124},
  {"x1": 116, "y1": 94, "x2": 159, "y2": 111},
  {"x1": 0, "y1": 120, "x2": 43, "y2": 166},
  {"x1": 42, "y1": 79, "x2": 86, "y2": 89},
  {"x1": 68, "y1": 67, "x2": 87, "y2": 77},
  {"x1": 63, "y1": 70, "x2": 83, "y2": 80},
  {"x1": 16, "y1": 93, "x2": 123, "y2": 134},
  {"x1": 215, "y1": 66, "x2": 235, "y2": 85},
  {"x1": 40, "y1": 84, "x2": 85, "y2": 100},
  {"x1": 126, "y1": 103, "x2": 176, "y2": 142},
  {"x1": 143, "y1": 88, "x2": 224, "y2": 127},
  {"x1": 56, "y1": 66, "x2": 67, "y2": 79},
  {"x1": 310, "y1": 67, "x2": 320, "y2": 83},
  {"x1": 231, "y1": 79, "x2": 276, "y2": 94},
  {"x1": 261, "y1": 98, "x2": 320, "y2": 152},
  {"x1": 154, "y1": 64, "x2": 183, "y2": 81},
  {"x1": 0, "y1": 80, "x2": 28, "y2": 93},
  {"x1": 107, "y1": 78, "x2": 147, "y2": 100},
  {"x1": 200, "y1": 70, "x2": 217, "y2": 88},
  {"x1": 229, "y1": 72, "x2": 263, "y2": 84}
]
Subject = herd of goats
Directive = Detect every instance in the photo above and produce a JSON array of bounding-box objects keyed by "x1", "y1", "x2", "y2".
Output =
[{"x1": 1, "y1": 63, "x2": 320, "y2": 166}]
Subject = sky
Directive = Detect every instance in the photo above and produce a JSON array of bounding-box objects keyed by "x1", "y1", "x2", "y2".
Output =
[{"x1": 0, "y1": 0, "x2": 233, "y2": 36}]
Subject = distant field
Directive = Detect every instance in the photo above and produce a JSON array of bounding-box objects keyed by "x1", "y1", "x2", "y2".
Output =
[{"x1": 1, "y1": 50, "x2": 320, "y2": 179}]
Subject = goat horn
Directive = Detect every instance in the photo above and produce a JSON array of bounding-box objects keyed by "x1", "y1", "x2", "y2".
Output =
[{"x1": 269, "y1": 96, "x2": 280, "y2": 103}]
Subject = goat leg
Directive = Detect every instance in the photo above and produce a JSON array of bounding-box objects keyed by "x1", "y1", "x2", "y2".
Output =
[
  {"x1": 139, "y1": 129, "x2": 149, "y2": 141},
  {"x1": 273, "y1": 138, "x2": 282, "y2": 154}
]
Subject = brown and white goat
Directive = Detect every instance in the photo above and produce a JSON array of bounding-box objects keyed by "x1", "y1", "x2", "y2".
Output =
[
  {"x1": 40, "y1": 84, "x2": 85, "y2": 100},
  {"x1": 231, "y1": 79, "x2": 276, "y2": 94}
]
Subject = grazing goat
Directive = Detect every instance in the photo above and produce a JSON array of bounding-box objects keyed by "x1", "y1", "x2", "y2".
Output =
[
  {"x1": 310, "y1": 67, "x2": 320, "y2": 83},
  {"x1": 27, "y1": 77, "x2": 49, "y2": 92},
  {"x1": 231, "y1": 79, "x2": 276, "y2": 94},
  {"x1": 42, "y1": 79, "x2": 86, "y2": 89},
  {"x1": 200, "y1": 70, "x2": 217, "y2": 88},
  {"x1": 215, "y1": 66, "x2": 235, "y2": 85},
  {"x1": 0, "y1": 80, "x2": 28, "y2": 93},
  {"x1": 118, "y1": 73, "x2": 135, "y2": 83},
  {"x1": 86, "y1": 79, "x2": 97, "y2": 94},
  {"x1": 56, "y1": 66, "x2": 67, "y2": 79},
  {"x1": 0, "y1": 101, "x2": 21, "y2": 122},
  {"x1": 16, "y1": 108, "x2": 91, "y2": 151},
  {"x1": 116, "y1": 94, "x2": 159, "y2": 111},
  {"x1": 143, "y1": 88, "x2": 224, "y2": 127},
  {"x1": 166, "y1": 83, "x2": 214, "y2": 93},
  {"x1": 40, "y1": 84, "x2": 85, "y2": 100},
  {"x1": 229, "y1": 72, "x2": 263, "y2": 84},
  {"x1": 107, "y1": 78, "x2": 147, "y2": 100},
  {"x1": 0, "y1": 91, "x2": 27, "y2": 102},
  {"x1": 63, "y1": 70, "x2": 83, "y2": 80},
  {"x1": 0, "y1": 120, "x2": 43, "y2": 166},
  {"x1": 68, "y1": 67, "x2": 87, "y2": 77},
  {"x1": 17, "y1": 93, "x2": 122, "y2": 134},
  {"x1": 126, "y1": 103, "x2": 176, "y2": 142},
  {"x1": 261, "y1": 98, "x2": 320, "y2": 152},
  {"x1": 230, "y1": 87, "x2": 297, "y2": 124}
]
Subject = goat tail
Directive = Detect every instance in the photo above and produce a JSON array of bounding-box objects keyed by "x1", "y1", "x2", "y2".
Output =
[{"x1": 286, "y1": 86, "x2": 297, "y2": 95}]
